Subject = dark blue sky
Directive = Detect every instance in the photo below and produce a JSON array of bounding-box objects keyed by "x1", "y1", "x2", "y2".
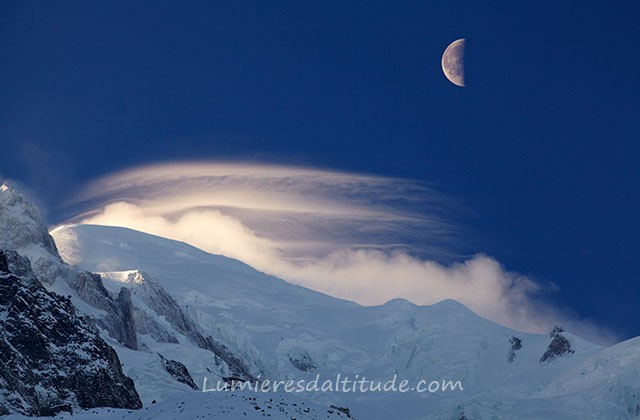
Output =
[{"x1": 1, "y1": 1, "x2": 639, "y2": 339}]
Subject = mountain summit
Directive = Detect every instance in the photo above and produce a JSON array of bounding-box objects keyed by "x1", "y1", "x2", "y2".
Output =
[{"x1": 0, "y1": 184, "x2": 59, "y2": 259}]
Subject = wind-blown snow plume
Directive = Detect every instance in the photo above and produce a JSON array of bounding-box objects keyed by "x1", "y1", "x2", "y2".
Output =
[{"x1": 64, "y1": 162, "x2": 565, "y2": 334}]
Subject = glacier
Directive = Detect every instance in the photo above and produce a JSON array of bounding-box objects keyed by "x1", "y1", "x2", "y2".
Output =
[{"x1": 50, "y1": 223, "x2": 640, "y2": 419}]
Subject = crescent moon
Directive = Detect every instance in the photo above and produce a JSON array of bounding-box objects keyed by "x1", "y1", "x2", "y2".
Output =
[{"x1": 442, "y1": 38, "x2": 465, "y2": 87}]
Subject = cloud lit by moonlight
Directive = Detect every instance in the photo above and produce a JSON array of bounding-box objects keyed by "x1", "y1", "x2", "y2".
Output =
[{"x1": 60, "y1": 161, "x2": 605, "y2": 339}]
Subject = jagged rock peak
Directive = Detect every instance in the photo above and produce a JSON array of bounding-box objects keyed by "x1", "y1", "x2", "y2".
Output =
[
  {"x1": 112, "y1": 269, "x2": 149, "y2": 286},
  {"x1": 0, "y1": 183, "x2": 59, "y2": 258}
]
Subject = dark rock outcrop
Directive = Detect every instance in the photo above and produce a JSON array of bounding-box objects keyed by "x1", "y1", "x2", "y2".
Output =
[
  {"x1": 288, "y1": 349, "x2": 317, "y2": 372},
  {"x1": 540, "y1": 326, "x2": 574, "y2": 364},
  {"x1": 329, "y1": 404, "x2": 352, "y2": 418},
  {"x1": 0, "y1": 251, "x2": 142, "y2": 416},
  {"x1": 158, "y1": 353, "x2": 198, "y2": 390},
  {"x1": 114, "y1": 287, "x2": 138, "y2": 349},
  {"x1": 507, "y1": 336, "x2": 522, "y2": 363}
]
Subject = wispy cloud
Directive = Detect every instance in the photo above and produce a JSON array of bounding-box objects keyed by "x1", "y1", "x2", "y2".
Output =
[
  {"x1": 62, "y1": 161, "x2": 609, "y2": 341},
  {"x1": 69, "y1": 162, "x2": 459, "y2": 260}
]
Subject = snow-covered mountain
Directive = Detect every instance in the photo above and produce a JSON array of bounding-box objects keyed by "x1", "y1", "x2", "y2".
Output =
[
  {"x1": 0, "y1": 185, "x2": 254, "y2": 407},
  {"x1": 0, "y1": 187, "x2": 141, "y2": 416},
  {"x1": 49, "y1": 223, "x2": 640, "y2": 420},
  {"x1": 1, "y1": 184, "x2": 639, "y2": 419}
]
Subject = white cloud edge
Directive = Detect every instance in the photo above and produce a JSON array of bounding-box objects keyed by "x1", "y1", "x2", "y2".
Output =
[{"x1": 62, "y1": 161, "x2": 617, "y2": 344}]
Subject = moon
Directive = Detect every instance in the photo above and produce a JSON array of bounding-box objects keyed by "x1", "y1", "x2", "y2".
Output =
[{"x1": 442, "y1": 38, "x2": 465, "y2": 87}]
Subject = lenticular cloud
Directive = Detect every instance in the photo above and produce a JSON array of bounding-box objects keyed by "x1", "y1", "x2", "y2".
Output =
[{"x1": 64, "y1": 161, "x2": 564, "y2": 334}]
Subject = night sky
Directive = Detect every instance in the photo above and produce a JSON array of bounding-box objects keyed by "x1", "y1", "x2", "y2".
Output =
[{"x1": 1, "y1": 1, "x2": 639, "y2": 339}]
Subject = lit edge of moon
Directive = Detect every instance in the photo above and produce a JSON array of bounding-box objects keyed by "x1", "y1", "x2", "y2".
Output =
[{"x1": 442, "y1": 38, "x2": 465, "y2": 87}]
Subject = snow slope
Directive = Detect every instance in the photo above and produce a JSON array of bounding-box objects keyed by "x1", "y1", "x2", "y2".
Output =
[
  {"x1": 50, "y1": 224, "x2": 640, "y2": 419},
  {"x1": 4, "y1": 390, "x2": 355, "y2": 420}
]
